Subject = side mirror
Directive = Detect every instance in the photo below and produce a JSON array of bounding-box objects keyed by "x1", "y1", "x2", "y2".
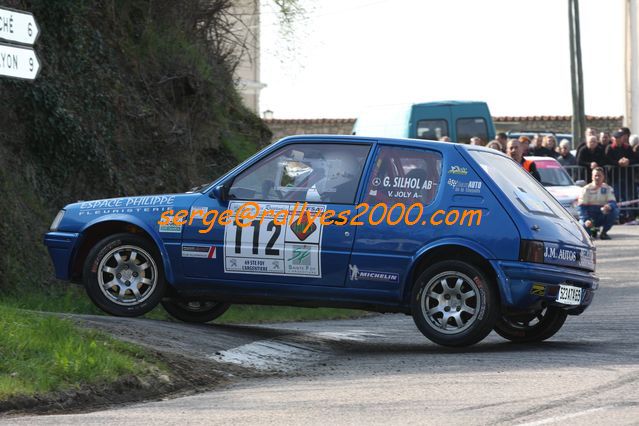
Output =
[
  {"x1": 575, "y1": 180, "x2": 586, "y2": 187},
  {"x1": 210, "y1": 184, "x2": 229, "y2": 201}
]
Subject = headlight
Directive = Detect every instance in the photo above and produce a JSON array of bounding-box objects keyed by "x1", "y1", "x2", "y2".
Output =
[{"x1": 50, "y1": 209, "x2": 65, "y2": 231}]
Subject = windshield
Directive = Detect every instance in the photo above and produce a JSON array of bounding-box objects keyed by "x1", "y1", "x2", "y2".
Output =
[
  {"x1": 468, "y1": 150, "x2": 574, "y2": 221},
  {"x1": 537, "y1": 165, "x2": 575, "y2": 187}
]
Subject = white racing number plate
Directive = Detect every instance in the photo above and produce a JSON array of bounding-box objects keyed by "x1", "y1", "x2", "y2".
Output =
[{"x1": 556, "y1": 284, "x2": 582, "y2": 305}]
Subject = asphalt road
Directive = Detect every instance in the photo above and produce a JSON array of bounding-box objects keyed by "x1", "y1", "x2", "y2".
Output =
[{"x1": 6, "y1": 227, "x2": 639, "y2": 425}]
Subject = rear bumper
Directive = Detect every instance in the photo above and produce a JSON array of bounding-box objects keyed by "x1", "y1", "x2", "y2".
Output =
[
  {"x1": 491, "y1": 260, "x2": 598, "y2": 314},
  {"x1": 43, "y1": 232, "x2": 81, "y2": 280}
]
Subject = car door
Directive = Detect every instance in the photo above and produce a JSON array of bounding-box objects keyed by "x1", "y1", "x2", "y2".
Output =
[
  {"x1": 181, "y1": 141, "x2": 373, "y2": 287},
  {"x1": 348, "y1": 144, "x2": 443, "y2": 290}
]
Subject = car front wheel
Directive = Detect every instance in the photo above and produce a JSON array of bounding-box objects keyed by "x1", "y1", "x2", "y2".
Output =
[
  {"x1": 161, "y1": 299, "x2": 231, "y2": 323},
  {"x1": 494, "y1": 307, "x2": 568, "y2": 343},
  {"x1": 411, "y1": 260, "x2": 498, "y2": 347},
  {"x1": 83, "y1": 233, "x2": 165, "y2": 317}
]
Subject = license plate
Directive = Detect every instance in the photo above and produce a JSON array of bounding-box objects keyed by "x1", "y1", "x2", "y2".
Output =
[{"x1": 556, "y1": 285, "x2": 582, "y2": 305}]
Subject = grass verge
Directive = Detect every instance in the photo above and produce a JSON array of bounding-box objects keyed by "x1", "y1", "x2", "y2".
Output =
[
  {"x1": 0, "y1": 304, "x2": 165, "y2": 401},
  {"x1": 1, "y1": 285, "x2": 369, "y2": 324}
]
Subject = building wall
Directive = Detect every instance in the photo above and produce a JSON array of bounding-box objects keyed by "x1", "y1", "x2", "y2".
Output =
[
  {"x1": 264, "y1": 116, "x2": 624, "y2": 142},
  {"x1": 229, "y1": 0, "x2": 265, "y2": 113},
  {"x1": 493, "y1": 116, "x2": 624, "y2": 134},
  {"x1": 264, "y1": 118, "x2": 357, "y2": 142}
]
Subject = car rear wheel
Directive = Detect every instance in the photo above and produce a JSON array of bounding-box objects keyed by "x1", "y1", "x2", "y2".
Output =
[
  {"x1": 83, "y1": 233, "x2": 165, "y2": 317},
  {"x1": 494, "y1": 307, "x2": 568, "y2": 343},
  {"x1": 161, "y1": 299, "x2": 231, "y2": 323},
  {"x1": 411, "y1": 260, "x2": 498, "y2": 347}
]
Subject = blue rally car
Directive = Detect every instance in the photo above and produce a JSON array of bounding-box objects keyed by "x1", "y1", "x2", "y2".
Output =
[{"x1": 44, "y1": 135, "x2": 597, "y2": 347}]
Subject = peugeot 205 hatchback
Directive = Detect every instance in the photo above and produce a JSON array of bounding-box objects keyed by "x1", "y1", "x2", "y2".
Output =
[{"x1": 44, "y1": 135, "x2": 597, "y2": 347}]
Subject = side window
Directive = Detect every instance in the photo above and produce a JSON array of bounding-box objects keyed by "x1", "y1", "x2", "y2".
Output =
[
  {"x1": 229, "y1": 143, "x2": 370, "y2": 204},
  {"x1": 456, "y1": 117, "x2": 488, "y2": 144},
  {"x1": 416, "y1": 119, "x2": 448, "y2": 140},
  {"x1": 364, "y1": 146, "x2": 442, "y2": 206}
]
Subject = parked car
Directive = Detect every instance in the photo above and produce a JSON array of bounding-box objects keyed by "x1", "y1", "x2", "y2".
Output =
[
  {"x1": 526, "y1": 156, "x2": 585, "y2": 218},
  {"x1": 353, "y1": 100, "x2": 496, "y2": 144},
  {"x1": 45, "y1": 135, "x2": 597, "y2": 347}
]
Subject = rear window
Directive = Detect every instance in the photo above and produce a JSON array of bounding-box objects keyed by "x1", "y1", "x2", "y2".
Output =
[
  {"x1": 468, "y1": 151, "x2": 573, "y2": 220},
  {"x1": 456, "y1": 118, "x2": 488, "y2": 144},
  {"x1": 416, "y1": 119, "x2": 448, "y2": 140}
]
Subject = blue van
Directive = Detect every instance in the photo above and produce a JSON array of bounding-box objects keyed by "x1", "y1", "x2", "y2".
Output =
[
  {"x1": 353, "y1": 100, "x2": 496, "y2": 144},
  {"x1": 44, "y1": 135, "x2": 596, "y2": 347}
]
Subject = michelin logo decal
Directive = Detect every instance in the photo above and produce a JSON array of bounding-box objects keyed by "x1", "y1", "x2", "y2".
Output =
[{"x1": 349, "y1": 264, "x2": 399, "y2": 283}]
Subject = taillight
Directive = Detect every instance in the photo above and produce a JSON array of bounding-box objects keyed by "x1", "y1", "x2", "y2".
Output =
[{"x1": 519, "y1": 240, "x2": 544, "y2": 263}]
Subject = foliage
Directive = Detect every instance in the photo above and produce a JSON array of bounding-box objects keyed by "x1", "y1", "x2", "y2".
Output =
[
  {"x1": 0, "y1": 304, "x2": 163, "y2": 399},
  {"x1": 0, "y1": 0, "x2": 271, "y2": 292}
]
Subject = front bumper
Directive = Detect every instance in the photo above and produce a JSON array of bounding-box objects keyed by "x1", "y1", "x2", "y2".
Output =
[
  {"x1": 43, "y1": 231, "x2": 81, "y2": 280},
  {"x1": 491, "y1": 260, "x2": 598, "y2": 315}
]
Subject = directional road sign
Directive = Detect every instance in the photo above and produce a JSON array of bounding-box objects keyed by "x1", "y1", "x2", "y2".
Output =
[
  {"x1": 0, "y1": 42, "x2": 40, "y2": 80},
  {"x1": 0, "y1": 6, "x2": 39, "y2": 45}
]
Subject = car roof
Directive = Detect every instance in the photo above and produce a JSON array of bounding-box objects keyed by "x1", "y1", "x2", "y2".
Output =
[
  {"x1": 411, "y1": 100, "x2": 487, "y2": 108},
  {"x1": 277, "y1": 134, "x2": 507, "y2": 156}
]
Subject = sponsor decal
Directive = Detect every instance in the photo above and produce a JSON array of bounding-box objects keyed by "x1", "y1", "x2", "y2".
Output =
[
  {"x1": 290, "y1": 216, "x2": 317, "y2": 241},
  {"x1": 159, "y1": 217, "x2": 182, "y2": 233},
  {"x1": 530, "y1": 283, "x2": 546, "y2": 296},
  {"x1": 544, "y1": 244, "x2": 577, "y2": 263},
  {"x1": 80, "y1": 195, "x2": 176, "y2": 210},
  {"x1": 448, "y1": 165, "x2": 468, "y2": 175},
  {"x1": 182, "y1": 244, "x2": 216, "y2": 259},
  {"x1": 79, "y1": 206, "x2": 172, "y2": 216},
  {"x1": 189, "y1": 206, "x2": 209, "y2": 220},
  {"x1": 447, "y1": 179, "x2": 482, "y2": 194},
  {"x1": 348, "y1": 264, "x2": 399, "y2": 283},
  {"x1": 223, "y1": 201, "x2": 324, "y2": 277}
]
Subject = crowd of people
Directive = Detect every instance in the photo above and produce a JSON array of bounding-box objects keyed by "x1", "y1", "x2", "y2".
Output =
[{"x1": 444, "y1": 127, "x2": 639, "y2": 239}]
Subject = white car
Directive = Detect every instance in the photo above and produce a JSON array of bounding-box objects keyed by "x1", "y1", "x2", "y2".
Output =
[{"x1": 525, "y1": 156, "x2": 585, "y2": 218}]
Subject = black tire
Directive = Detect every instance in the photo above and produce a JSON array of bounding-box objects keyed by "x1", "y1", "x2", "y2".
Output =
[
  {"x1": 161, "y1": 299, "x2": 231, "y2": 323},
  {"x1": 411, "y1": 260, "x2": 498, "y2": 347},
  {"x1": 494, "y1": 307, "x2": 568, "y2": 343},
  {"x1": 83, "y1": 233, "x2": 165, "y2": 317}
]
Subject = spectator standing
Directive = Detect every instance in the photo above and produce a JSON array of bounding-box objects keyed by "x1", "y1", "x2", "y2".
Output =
[
  {"x1": 486, "y1": 140, "x2": 503, "y2": 152},
  {"x1": 530, "y1": 133, "x2": 542, "y2": 152},
  {"x1": 496, "y1": 132, "x2": 508, "y2": 148},
  {"x1": 506, "y1": 139, "x2": 541, "y2": 181},
  {"x1": 557, "y1": 139, "x2": 577, "y2": 166},
  {"x1": 533, "y1": 135, "x2": 559, "y2": 158},
  {"x1": 577, "y1": 135, "x2": 606, "y2": 181},
  {"x1": 606, "y1": 128, "x2": 635, "y2": 221},
  {"x1": 578, "y1": 167, "x2": 619, "y2": 239},
  {"x1": 470, "y1": 137, "x2": 485, "y2": 146},
  {"x1": 600, "y1": 131, "x2": 611, "y2": 148},
  {"x1": 518, "y1": 136, "x2": 532, "y2": 155}
]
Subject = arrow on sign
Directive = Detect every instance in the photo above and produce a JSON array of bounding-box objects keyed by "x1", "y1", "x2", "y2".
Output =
[
  {"x1": 0, "y1": 6, "x2": 39, "y2": 45},
  {"x1": 0, "y1": 42, "x2": 40, "y2": 80}
]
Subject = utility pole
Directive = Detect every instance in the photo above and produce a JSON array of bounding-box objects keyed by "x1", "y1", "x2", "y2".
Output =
[
  {"x1": 626, "y1": 0, "x2": 638, "y2": 130},
  {"x1": 568, "y1": 0, "x2": 585, "y2": 148}
]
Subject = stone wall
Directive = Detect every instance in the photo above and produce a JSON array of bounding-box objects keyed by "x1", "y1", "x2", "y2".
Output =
[
  {"x1": 265, "y1": 118, "x2": 357, "y2": 142},
  {"x1": 493, "y1": 116, "x2": 624, "y2": 134},
  {"x1": 264, "y1": 116, "x2": 625, "y2": 142}
]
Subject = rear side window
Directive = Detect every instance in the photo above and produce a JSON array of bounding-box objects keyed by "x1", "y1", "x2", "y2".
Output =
[
  {"x1": 416, "y1": 119, "x2": 448, "y2": 140},
  {"x1": 456, "y1": 118, "x2": 488, "y2": 144},
  {"x1": 364, "y1": 146, "x2": 442, "y2": 205}
]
